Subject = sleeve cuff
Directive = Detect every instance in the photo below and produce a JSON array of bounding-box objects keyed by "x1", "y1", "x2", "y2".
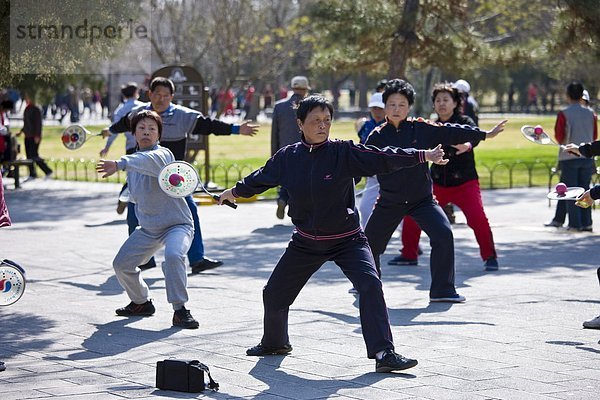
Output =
[
  {"x1": 231, "y1": 124, "x2": 240, "y2": 134},
  {"x1": 231, "y1": 187, "x2": 240, "y2": 198}
]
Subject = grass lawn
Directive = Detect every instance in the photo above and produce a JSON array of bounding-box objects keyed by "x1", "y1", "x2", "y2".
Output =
[{"x1": 29, "y1": 114, "x2": 581, "y2": 194}]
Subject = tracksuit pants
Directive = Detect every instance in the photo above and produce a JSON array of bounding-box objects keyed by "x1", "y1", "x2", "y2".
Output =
[
  {"x1": 113, "y1": 224, "x2": 193, "y2": 309},
  {"x1": 402, "y1": 180, "x2": 496, "y2": 261},
  {"x1": 365, "y1": 195, "x2": 458, "y2": 298},
  {"x1": 127, "y1": 195, "x2": 204, "y2": 264},
  {"x1": 260, "y1": 232, "x2": 394, "y2": 359}
]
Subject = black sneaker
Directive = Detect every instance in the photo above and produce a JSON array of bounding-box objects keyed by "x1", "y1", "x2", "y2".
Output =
[
  {"x1": 0, "y1": 361, "x2": 5, "y2": 372},
  {"x1": 276, "y1": 199, "x2": 286, "y2": 220},
  {"x1": 484, "y1": 257, "x2": 499, "y2": 271},
  {"x1": 375, "y1": 349, "x2": 418, "y2": 373},
  {"x1": 116, "y1": 200, "x2": 127, "y2": 215},
  {"x1": 138, "y1": 258, "x2": 157, "y2": 271},
  {"x1": 246, "y1": 343, "x2": 293, "y2": 356},
  {"x1": 388, "y1": 255, "x2": 418, "y2": 266},
  {"x1": 544, "y1": 220, "x2": 562, "y2": 228},
  {"x1": 191, "y1": 257, "x2": 223, "y2": 274},
  {"x1": 172, "y1": 306, "x2": 199, "y2": 329},
  {"x1": 116, "y1": 300, "x2": 155, "y2": 316}
]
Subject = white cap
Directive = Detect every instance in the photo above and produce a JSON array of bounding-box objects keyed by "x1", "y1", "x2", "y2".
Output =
[
  {"x1": 453, "y1": 79, "x2": 470, "y2": 93},
  {"x1": 368, "y1": 92, "x2": 385, "y2": 108},
  {"x1": 582, "y1": 89, "x2": 590, "y2": 102},
  {"x1": 291, "y1": 76, "x2": 310, "y2": 90}
]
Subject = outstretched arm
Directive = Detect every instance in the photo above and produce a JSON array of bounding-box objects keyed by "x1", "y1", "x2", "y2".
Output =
[{"x1": 484, "y1": 119, "x2": 508, "y2": 140}]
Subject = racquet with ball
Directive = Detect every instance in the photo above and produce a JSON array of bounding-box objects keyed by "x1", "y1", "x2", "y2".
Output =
[
  {"x1": 158, "y1": 161, "x2": 237, "y2": 209},
  {"x1": 0, "y1": 259, "x2": 26, "y2": 306},
  {"x1": 521, "y1": 125, "x2": 560, "y2": 146},
  {"x1": 61, "y1": 125, "x2": 103, "y2": 150},
  {"x1": 547, "y1": 182, "x2": 585, "y2": 201}
]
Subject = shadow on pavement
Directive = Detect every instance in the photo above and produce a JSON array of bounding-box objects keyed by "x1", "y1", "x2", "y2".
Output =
[
  {"x1": 54, "y1": 318, "x2": 177, "y2": 361},
  {"x1": 0, "y1": 312, "x2": 57, "y2": 359},
  {"x1": 248, "y1": 355, "x2": 414, "y2": 398}
]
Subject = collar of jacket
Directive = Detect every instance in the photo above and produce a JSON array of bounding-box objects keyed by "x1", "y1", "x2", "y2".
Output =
[{"x1": 301, "y1": 135, "x2": 329, "y2": 152}]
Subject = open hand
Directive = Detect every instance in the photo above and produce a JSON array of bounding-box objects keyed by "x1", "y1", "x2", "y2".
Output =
[
  {"x1": 239, "y1": 120, "x2": 259, "y2": 136},
  {"x1": 486, "y1": 119, "x2": 508, "y2": 139},
  {"x1": 425, "y1": 144, "x2": 449, "y2": 165},
  {"x1": 96, "y1": 159, "x2": 117, "y2": 178}
]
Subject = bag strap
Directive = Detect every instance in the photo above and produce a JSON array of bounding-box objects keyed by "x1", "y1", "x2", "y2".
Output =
[{"x1": 190, "y1": 361, "x2": 219, "y2": 391}]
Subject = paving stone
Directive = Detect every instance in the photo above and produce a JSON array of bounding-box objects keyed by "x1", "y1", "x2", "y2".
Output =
[{"x1": 2, "y1": 180, "x2": 600, "y2": 399}]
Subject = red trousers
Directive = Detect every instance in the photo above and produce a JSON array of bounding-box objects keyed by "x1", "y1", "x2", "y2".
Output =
[{"x1": 402, "y1": 179, "x2": 496, "y2": 261}]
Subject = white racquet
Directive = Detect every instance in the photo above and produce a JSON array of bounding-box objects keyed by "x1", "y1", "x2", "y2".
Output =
[
  {"x1": 61, "y1": 125, "x2": 103, "y2": 150},
  {"x1": 158, "y1": 161, "x2": 237, "y2": 209},
  {"x1": 0, "y1": 259, "x2": 26, "y2": 306}
]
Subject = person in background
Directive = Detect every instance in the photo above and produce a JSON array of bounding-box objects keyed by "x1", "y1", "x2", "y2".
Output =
[
  {"x1": 453, "y1": 79, "x2": 479, "y2": 126},
  {"x1": 356, "y1": 92, "x2": 386, "y2": 227},
  {"x1": 397, "y1": 83, "x2": 499, "y2": 271},
  {"x1": 271, "y1": 76, "x2": 310, "y2": 220},
  {"x1": 17, "y1": 93, "x2": 53, "y2": 181},
  {"x1": 364, "y1": 79, "x2": 507, "y2": 303},
  {"x1": 545, "y1": 81, "x2": 597, "y2": 232},
  {"x1": 104, "y1": 77, "x2": 258, "y2": 274}
]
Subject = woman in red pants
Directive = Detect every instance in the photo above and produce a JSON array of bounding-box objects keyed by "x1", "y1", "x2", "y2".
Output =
[{"x1": 397, "y1": 82, "x2": 498, "y2": 271}]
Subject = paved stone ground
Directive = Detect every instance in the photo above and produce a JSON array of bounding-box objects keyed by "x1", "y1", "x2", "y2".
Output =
[{"x1": 1, "y1": 178, "x2": 599, "y2": 400}]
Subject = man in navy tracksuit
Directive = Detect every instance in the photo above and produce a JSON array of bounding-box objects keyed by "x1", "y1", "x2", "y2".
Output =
[
  {"x1": 219, "y1": 95, "x2": 449, "y2": 373},
  {"x1": 364, "y1": 79, "x2": 506, "y2": 302}
]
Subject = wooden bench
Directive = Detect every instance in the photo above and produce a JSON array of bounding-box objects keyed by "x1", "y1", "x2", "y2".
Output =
[{"x1": 2, "y1": 159, "x2": 34, "y2": 189}]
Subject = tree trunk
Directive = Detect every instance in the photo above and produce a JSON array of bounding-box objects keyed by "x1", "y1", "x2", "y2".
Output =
[
  {"x1": 358, "y1": 71, "x2": 368, "y2": 109},
  {"x1": 388, "y1": 0, "x2": 420, "y2": 78}
]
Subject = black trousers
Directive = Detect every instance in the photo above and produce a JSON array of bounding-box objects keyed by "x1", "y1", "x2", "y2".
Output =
[
  {"x1": 24, "y1": 137, "x2": 52, "y2": 177},
  {"x1": 365, "y1": 196, "x2": 457, "y2": 298},
  {"x1": 261, "y1": 232, "x2": 394, "y2": 359}
]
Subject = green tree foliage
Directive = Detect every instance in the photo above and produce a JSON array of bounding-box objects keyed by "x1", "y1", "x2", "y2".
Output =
[
  {"x1": 0, "y1": 0, "x2": 145, "y2": 91},
  {"x1": 307, "y1": 0, "x2": 480, "y2": 78}
]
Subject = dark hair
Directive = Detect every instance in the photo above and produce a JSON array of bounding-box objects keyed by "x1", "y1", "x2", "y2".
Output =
[
  {"x1": 121, "y1": 82, "x2": 138, "y2": 98},
  {"x1": 431, "y1": 82, "x2": 462, "y2": 114},
  {"x1": 376, "y1": 79, "x2": 388, "y2": 92},
  {"x1": 0, "y1": 100, "x2": 14, "y2": 110},
  {"x1": 150, "y1": 77, "x2": 175, "y2": 95},
  {"x1": 566, "y1": 81, "x2": 584, "y2": 101},
  {"x1": 131, "y1": 110, "x2": 163, "y2": 139},
  {"x1": 382, "y1": 79, "x2": 415, "y2": 105},
  {"x1": 296, "y1": 94, "x2": 334, "y2": 123}
]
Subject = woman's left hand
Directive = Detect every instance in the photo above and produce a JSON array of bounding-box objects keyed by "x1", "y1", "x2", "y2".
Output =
[
  {"x1": 96, "y1": 159, "x2": 117, "y2": 178},
  {"x1": 486, "y1": 119, "x2": 508, "y2": 139}
]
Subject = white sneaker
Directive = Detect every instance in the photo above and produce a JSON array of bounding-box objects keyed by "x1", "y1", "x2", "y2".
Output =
[{"x1": 583, "y1": 315, "x2": 600, "y2": 329}]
